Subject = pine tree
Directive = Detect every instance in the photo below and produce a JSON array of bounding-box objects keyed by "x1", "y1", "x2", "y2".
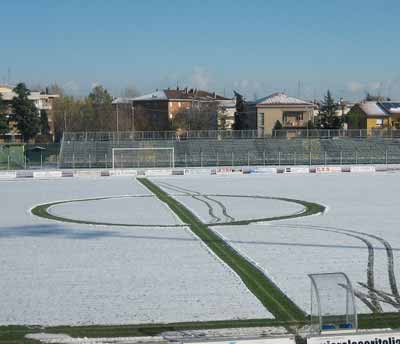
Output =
[
  {"x1": 316, "y1": 90, "x2": 342, "y2": 129},
  {"x1": 39, "y1": 110, "x2": 50, "y2": 135},
  {"x1": 0, "y1": 94, "x2": 8, "y2": 135},
  {"x1": 11, "y1": 83, "x2": 40, "y2": 141}
]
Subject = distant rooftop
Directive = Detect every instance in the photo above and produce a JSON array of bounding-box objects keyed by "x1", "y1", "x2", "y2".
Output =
[
  {"x1": 256, "y1": 92, "x2": 314, "y2": 106},
  {"x1": 359, "y1": 101, "x2": 388, "y2": 116},
  {"x1": 131, "y1": 88, "x2": 229, "y2": 102},
  {"x1": 359, "y1": 101, "x2": 400, "y2": 116}
]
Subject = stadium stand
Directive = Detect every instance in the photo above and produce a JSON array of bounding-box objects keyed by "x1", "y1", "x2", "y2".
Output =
[{"x1": 58, "y1": 131, "x2": 400, "y2": 168}]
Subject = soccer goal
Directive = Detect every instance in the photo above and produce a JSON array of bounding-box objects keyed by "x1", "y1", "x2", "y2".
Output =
[{"x1": 112, "y1": 147, "x2": 175, "y2": 169}]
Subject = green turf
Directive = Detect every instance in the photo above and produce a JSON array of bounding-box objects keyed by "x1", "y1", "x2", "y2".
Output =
[
  {"x1": 31, "y1": 196, "x2": 186, "y2": 228},
  {"x1": 138, "y1": 177, "x2": 306, "y2": 322},
  {"x1": 2, "y1": 314, "x2": 400, "y2": 343}
]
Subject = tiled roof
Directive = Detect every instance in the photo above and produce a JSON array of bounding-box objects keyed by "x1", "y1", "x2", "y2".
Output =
[{"x1": 256, "y1": 92, "x2": 314, "y2": 106}]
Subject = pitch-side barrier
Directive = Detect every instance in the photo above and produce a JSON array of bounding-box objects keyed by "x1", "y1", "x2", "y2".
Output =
[{"x1": 1, "y1": 164, "x2": 399, "y2": 180}]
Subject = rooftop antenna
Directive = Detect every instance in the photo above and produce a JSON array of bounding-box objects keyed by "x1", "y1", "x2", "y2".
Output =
[
  {"x1": 7, "y1": 67, "x2": 11, "y2": 85},
  {"x1": 297, "y1": 80, "x2": 300, "y2": 98}
]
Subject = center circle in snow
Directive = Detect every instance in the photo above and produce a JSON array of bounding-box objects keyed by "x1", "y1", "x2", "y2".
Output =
[{"x1": 31, "y1": 194, "x2": 323, "y2": 227}]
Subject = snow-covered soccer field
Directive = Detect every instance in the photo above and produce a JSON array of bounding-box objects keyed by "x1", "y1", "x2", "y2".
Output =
[
  {"x1": 152, "y1": 172, "x2": 400, "y2": 315},
  {"x1": 1, "y1": 172, "x2": 400, "y2": 325},
  {"x1": 0, "y1": 177, "x2": 270, "y2": 325}
]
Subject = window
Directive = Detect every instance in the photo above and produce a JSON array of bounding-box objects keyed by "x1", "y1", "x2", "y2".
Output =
[
  {"x1": 258, "y1": 112, "x2": 264, "y2": 127},
  {"x1": 283, "y1": 111, "x2": 304, "y2": 126}
]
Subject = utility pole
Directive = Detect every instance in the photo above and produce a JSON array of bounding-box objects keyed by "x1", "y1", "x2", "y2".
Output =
[
  {"x1": 131, "y1": 103, "x2": 135, "y2": 132},
  {"x1": 116, "y1": 102, "x2": 119, "y2": 133}
]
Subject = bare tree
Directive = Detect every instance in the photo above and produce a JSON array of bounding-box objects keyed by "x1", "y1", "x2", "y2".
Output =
[{"x1": 172, "y1": 101, "x2": 218, "y2": 131}]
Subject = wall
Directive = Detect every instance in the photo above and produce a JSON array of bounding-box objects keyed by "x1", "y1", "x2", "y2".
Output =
[
  {"x1": 366, "y1": 117, "x2": 390, "y2": 129},
  {"x1": 257, "y1": 106, "x2": 314, "y2": 131}
]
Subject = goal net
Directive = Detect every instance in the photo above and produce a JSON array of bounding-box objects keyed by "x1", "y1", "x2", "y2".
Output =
[
  {"x1": 309, "y1": 272, "x2": 358, "y2": 334},
  {"x1": 112, "y1": 147, "x2": 175, "y2": 169}
]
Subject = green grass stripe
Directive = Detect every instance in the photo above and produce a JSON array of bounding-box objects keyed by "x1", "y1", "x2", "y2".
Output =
[
  {"x1": 206, "y1": 194, "x2": 325, "y2": 226},
  {"x1": 30, "y1": 196, "x2": 186, "y2": 228},
  {"x1": 138, "y1": 178, "x2": 306, "y2": 322},
  {"x1": 2, "y1": 313, "x2": 400, "y2": 343}
]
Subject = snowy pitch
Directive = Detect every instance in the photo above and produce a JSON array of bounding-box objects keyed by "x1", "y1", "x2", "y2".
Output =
[
  {"x1": 0, "y1": 177, "x2": 271, "y2": 325},
  {"x1": 152, "y1": 172, "x2": 400, "y2": 315}
]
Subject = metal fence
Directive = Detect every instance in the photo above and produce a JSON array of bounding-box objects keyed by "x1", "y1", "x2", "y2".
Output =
[
  {"x1": 58, "y1": 150, "x2": 400, "y2": 169},
  {"x1": 62, "y1": 128, "x2": 400, "y2": 142},
  {"x1": 0, "y1": 144, "x2": 61, "y2": 170}
]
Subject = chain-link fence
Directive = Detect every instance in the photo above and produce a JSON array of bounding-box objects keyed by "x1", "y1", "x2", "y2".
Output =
[
  {"x1": 63, "y1": 128, "x2": 400, "y2": 141},
  {"x1": 0, "y1": 144, "x2": 61, "y2": 170},
  {"x1": 58, "y1": 149, "x2": 400, "y2": 169}
]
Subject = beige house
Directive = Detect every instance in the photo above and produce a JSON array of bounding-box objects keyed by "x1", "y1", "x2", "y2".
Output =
[{"x1": 256, "y1": 92, "x2": 315, "y2": 135}]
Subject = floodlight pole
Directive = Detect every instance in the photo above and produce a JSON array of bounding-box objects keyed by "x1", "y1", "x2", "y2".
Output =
[{"x1": 116, "y1": 103, "x2": 119, "y2": 133}]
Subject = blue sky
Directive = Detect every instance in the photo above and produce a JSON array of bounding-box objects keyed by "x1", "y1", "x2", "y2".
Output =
[{"x1": 2, "y1": 0, "x2": 400, "y2": 100}]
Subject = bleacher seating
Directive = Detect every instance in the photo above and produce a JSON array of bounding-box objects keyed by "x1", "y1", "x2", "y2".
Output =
[{"x1": 59, "y1": 135, "x2": 400, "y2": 168}]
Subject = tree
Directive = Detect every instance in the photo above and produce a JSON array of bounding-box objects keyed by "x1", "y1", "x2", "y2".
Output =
[
  {"x1": 0, "y1": 94, "x2": 8, "y2": 135},
  {"x1": 273, "y1": 120, "x2": 283, "y2": 130},
  {"x1": 316, "y1": 90, "x2": 342, "y2": 129},
  {"x1": 39, "y1": 110, "x2": 50, "y2": 135},
  {"x1": 172, "y1": 101, "x2": 218, "y2": 131},
  {"x1": 306, "y1": 119, "x2": 315, "y2": 129},
  {"x1": 88, "y1": 85, "x2": 113, "y2": 131},
  {"x1": 11, "y1": 83, "x2": 40, "y2": 141},
  {"x1": 365, "y1": 93, "x2": 390, "y2": 102}
]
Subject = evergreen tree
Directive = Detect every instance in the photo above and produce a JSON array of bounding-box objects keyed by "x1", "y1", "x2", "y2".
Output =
[
  {"x1": 39, "y1": 110, "x2": 50, "y2": 135},
  {"x1": 273, "y1": 120, "x2": 283, "y2": 130},
  {"x1": 0, "y1": 94, "x2": 8, "y2": 135},
  {"x1": 316, "y1": 90, "x2": 342, "y2": 129},
  {"x1": 11, "y1": 83, "x2": 40, "y2": 141}
]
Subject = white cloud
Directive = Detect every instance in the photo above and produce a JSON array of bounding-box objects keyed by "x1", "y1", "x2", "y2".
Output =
[
  {"x1": 91, "y1": 81, "x2": 100, "y2": 89},
  {"x1": 63, "y1": 80, "x2": 81, "y2": 94},
  {"x1": 191, "y1": 66, "x2": 211, "y2": 90},
  {"x1": 347, "y1": 81, "x2": 365, "y2": 93}
]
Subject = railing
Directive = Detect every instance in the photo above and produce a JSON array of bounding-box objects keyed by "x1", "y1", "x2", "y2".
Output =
[
  {"x1": 62, "y1": 128, "x2": 400, "y2": 142},
  {"x1": 58, "y1": 150, "x2": 400, "y2": 169}
]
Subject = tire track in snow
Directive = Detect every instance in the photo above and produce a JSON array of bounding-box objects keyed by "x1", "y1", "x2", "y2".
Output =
[
  {"x1": 157, "y1": 182, "x2": 235, "y2": 223},
  {"x1": 264, "y1": 223, "x2": 383, "y2": 313},
  {"x1": 203, "y1": 195, "x2": 235, "y2": 222},
  {"x1": 157, "y1": 182, "x2": 221, "y2": 223},
  {"x1": 300, "y1": 224, "x2": 400, "y2": 306}
]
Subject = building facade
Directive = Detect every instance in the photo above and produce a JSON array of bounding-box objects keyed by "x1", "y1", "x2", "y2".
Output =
[
  {"x1": 0, "y1": 85, "x2": 59, "y2": 142},
  {"x1": 255, "y1": 93, "x2": 315, "y2": 135},
  {"x1": 347, "y1": 101, "x2": 400, "y2": 129},
  {"x1": 113, "y1": 87, "x2": 230, "y2": 132}
]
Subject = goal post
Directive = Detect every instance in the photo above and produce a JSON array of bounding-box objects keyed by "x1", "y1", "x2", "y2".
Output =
[{"x1": 112, "y1": 147, "x2": 175, "y2": 169}]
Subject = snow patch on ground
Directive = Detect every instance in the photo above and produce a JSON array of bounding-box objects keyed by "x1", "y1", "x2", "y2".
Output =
[
  {"x1": 0, "y1": 178, "x2": 271, "y2": 325},
  {"x1": 153, "y1": 173, "x2": 400, "y2": 314}
]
